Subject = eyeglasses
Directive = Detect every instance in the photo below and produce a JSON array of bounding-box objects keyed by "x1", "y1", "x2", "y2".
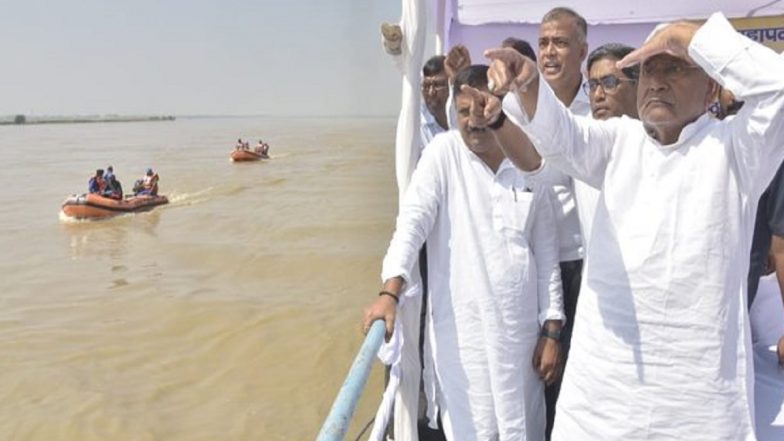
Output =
[
  {"x1": 640, "y1": 62, "x2": 702, "y2": 80},
  {"x1": 582, "y1": 75, "x2": 636, "y2": 94},
  {"x1": 421, "y1": 81, "x2": 448, "y2": 92}
]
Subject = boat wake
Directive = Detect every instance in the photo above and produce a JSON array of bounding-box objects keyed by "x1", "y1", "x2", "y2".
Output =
[
  {"x1": 166, "y1": 187, "x2": 219, "y2": 206},
  {"x1": 59, "y1": 211, "x2": 92, "y2": 224},
  {"x1": 166, "y1": 183, "x2": 262, "y2": 206}
]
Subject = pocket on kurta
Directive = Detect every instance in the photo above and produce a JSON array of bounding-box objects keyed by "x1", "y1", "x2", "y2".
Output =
[
  {"x1": 504, "y1": 191, "x2": 534, "y2": 233},
  {"x1": 500, "y1": 191, "x2": 534, "y2": 259}
]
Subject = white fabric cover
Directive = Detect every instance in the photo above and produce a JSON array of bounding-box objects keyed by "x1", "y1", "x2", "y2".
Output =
[
  {"x1": 523, "y1": 87, "x2": 598, "y2": 258},
  {"x1": 390, "y1": 1, "x2": 428, "y2": 440},
  {"x1": 503, "y1": 13, "x2": 784, "y2": 440}
]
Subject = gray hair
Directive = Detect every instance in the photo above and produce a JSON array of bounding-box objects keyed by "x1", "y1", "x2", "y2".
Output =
[
  {"x1": 542, "y1": 7, "x2": 588, "y2": 42},
  {"x1": 587, "y1": 43, "x2": 639, "y2": 80}
]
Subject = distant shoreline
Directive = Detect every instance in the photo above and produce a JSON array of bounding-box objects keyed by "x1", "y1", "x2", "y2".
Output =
[
  {"x1": 0, "y1": 114, "x2": 399, "y2": 126},
  {"x1": 0, "y1": 115, "x2": 176, "y2": 126}
]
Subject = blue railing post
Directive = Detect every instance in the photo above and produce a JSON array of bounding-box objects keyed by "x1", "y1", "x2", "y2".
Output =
[{"x1": 316, "y1": 319, "x2": 386, "y2": 441}]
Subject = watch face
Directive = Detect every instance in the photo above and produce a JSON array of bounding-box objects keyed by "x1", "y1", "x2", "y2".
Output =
[{"x1": 541, "y1": 329, "x2": 561, "y2": 341}]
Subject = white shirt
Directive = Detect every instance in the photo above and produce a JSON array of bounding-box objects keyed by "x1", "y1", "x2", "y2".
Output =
[
  {"x1": 516, "y1": 86, "x2": 593, "y2": 261},
  {"x1": 382, "y1": 130, "x2": 564, "y2": 440},
  {"x1": 558, "y1": 89, "x2": 593, "y2": 261},
  {"x1": 419, "y1": 103, "x2": 446, "y2": 155},
  {"x1": 520, "y1": 88, "x2": 602, "y2": 254},
  {"x1": 568, "y1": 91, "x2": 601, "y2": 252},
  {"x1": 516, "y1": 87, "x2": 599, "y2": 256},
  {"x1": 505, "y1": 13, "x2": 784, "y2": 441}
]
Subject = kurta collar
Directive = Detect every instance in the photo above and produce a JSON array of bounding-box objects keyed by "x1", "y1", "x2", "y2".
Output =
[
  {"x1": 459, "y1": 137, "x2": 514, "y2": 178},
  {"x1": 497, "y1": 158, "x2": 517, "y2": 176}
]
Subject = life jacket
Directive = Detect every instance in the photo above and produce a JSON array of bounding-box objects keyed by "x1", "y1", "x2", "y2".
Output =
[
  {"x1": 143, "y1": 174, "x2": 158, "y2": 187},
  {"x1": 88, "y1": 177, "x2": 99, "y2": 193},
  {"x1": 143, "y1": 174, "x2": 159, "y2": 194},
  {"x1": 89, "y1": 176, "x2": 106, "y2": 193}
]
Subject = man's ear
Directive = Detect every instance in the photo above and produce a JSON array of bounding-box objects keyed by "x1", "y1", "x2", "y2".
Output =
[
  {"x1": 704, "y1": 79, "x2": 720, "y2": 109},
  {"x1": 579, "y1": 42, "x2": 588, "y2": 62}
]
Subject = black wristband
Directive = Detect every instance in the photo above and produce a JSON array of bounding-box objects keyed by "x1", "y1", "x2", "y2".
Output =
[
  {"x1": 379, "y1": 290, "x2": 399, "y2": 303},
  {"x1": 540, "y1": 328, "x2": 561, "y2": 341},
  {"x1": 487, "y1": 111, "x2": 507, "y2": 130}
]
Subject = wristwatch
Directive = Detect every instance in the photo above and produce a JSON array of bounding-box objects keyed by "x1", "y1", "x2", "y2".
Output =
[
  {"x1": 540, "y1": 328, "x2": 561, "y2": 341},
  {"x1": 487, "y1": 111, "x2": 507, "y2": 130}
]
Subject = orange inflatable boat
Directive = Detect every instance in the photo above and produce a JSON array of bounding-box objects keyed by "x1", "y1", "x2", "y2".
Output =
[
  {"x1": 61, "y1": 193, "x2": 169, "y2": 219},
  {"x1": 230, "y1": 149, "x2": 268, "y2": 162}
]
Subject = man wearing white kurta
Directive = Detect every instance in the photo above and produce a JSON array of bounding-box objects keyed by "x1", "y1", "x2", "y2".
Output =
[
  {"x1": 482, "y1": 12, "x2": 784, "y2": 440},
  {"x1": 363, "y1": 65, "x2": 564, "y2": 441}
]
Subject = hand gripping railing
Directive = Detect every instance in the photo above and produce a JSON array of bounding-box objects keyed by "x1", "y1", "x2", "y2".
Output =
[{"x1": 316, "y1": 320, "x2": 386, "y2": 441}]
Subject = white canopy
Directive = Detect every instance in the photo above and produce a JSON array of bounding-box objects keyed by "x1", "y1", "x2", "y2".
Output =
[{"x1": 456, "y1": 0, "x2": 784, "y2": 25}]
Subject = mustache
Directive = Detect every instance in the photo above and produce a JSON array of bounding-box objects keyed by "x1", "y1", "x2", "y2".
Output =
[
  {"x1": 467, "y1": 126, "x2": 488, "y2": 133},
  {"x1": 642, "y1": 94, "x2": 672, "y2": 105}
]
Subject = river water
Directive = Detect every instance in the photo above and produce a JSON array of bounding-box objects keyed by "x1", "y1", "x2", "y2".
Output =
[{"x1": 0, "y1": 117, "x2": 397, "y2": 440}]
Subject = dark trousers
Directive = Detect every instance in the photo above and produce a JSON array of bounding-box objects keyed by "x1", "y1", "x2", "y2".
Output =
[
  {"x1": 545, "y1": 259, "x2": 583, "y2": 441},
  {"x1": 417, "y1": 247, "x2": 447, "y2": 440}
]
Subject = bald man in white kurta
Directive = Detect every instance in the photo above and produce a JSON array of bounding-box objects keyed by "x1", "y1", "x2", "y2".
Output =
[{"x1": 501, "y1": 13, "x2": 784, "y2": 441}]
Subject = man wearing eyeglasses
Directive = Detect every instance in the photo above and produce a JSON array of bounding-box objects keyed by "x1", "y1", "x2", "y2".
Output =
[
  {"x1": 484, "y1": 12, "x2": 784, "y2": 441},
  {"x1": 584, "y1": 43, "x2": 639, "y2": 120},
  {"x1": 420, "y1": 55, "x2": 450, "y2": 155}
]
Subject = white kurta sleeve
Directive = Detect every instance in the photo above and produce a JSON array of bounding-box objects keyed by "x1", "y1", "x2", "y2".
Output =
[
  {"x1": 531, "y1": 186, "x2": 565, "y2": 325},
  {"x1": 516, "y1": 159, "x2": 572, "y2": 187},
  {"x1": 503, "y1": 82, "x2": 617, "y2": 190},
  {"x1": 690, "y1": 13, "x2": 784, "y2": 196},
  {"x1": 381, "y1": 136, "x2": 446, "y2": 286}
]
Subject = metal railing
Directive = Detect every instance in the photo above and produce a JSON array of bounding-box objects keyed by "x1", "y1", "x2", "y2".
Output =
[{"x1": 316, "y1": 320, "x2": 385, "y2": 441}]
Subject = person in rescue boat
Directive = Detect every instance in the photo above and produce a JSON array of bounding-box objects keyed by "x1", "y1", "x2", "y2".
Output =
[
  {"x1": 135, "y1": 168, "x2": 159, "y2": 196},
  {"x1": 88, "y1": 169, "x2": 105, "y2": 194}
]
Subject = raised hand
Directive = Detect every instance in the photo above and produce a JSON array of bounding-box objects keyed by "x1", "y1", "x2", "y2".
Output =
[
  {"x1": 460, "y1": 85, "x2": 503, "y2": 129},
  {"x1": 381, "y1": 22, "x2": 403, "y2": 56},
  {"x1": 445, "y1": 45, "x2": 472, "y2": 82},
  {"x1": 617, "y1": 21, "x2": 701, "y2": 69},
  {"x1": 484, "y1": 47, "x2": 538, "y2": 96}
]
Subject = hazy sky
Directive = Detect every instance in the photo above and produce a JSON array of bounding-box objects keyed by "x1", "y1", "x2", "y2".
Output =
[{"x1": 1, "y1": 0, "x2": 404, "y2": 117}]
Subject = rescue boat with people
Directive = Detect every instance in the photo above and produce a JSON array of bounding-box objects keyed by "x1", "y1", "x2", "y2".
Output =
[
  {"x1": 230, "y1": 149, "x2": 268, "y2": 162},
  {"x1": 61, "y1": 193, "x2": 169, "y2": 220}
]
